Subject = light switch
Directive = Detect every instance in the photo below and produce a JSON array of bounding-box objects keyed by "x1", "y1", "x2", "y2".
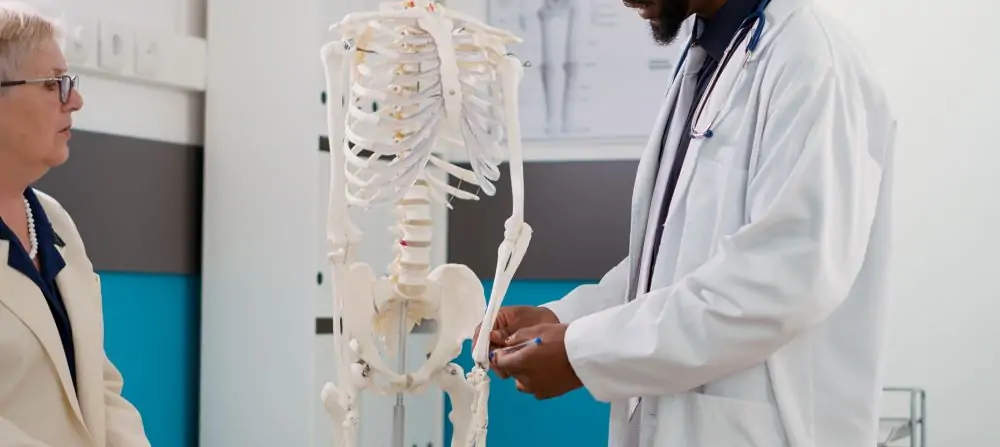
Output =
[
  {"x1": 98, "y1": 20, "x2": 132, "y2": 72},
  {"x1": 63, "y1": 18, "x2": 98, "y2": 66},
  {"x1": 134, "y1": 33, "x2": 161, "y2": 76}
]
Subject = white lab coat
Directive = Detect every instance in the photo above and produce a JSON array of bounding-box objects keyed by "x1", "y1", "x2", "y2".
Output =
[{"x1": 541, "y1": 0, "x2": 897, "y2": 445}]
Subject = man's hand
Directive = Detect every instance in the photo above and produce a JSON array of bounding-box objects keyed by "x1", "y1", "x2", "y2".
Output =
[
  {"x1": 472, "y1": 305, "x2": 559, "y2": 377},
  {"x1": 492, "y1": 323, "x2": 583, "y2": 400}
]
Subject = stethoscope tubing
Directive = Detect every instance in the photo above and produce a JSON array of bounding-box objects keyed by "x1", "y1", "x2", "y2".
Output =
[{"x1": 670, "y1": 0, "x2": 772, "y2": 139}]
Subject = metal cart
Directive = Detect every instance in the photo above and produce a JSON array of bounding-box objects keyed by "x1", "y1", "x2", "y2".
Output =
[{"x1": 878, "y1": 387, "x2": 926, "y2": 447}]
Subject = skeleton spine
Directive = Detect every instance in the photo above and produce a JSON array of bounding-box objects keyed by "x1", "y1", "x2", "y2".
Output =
[{"x1": 390, "y1": 176, "x2": 433, "y2": 297}]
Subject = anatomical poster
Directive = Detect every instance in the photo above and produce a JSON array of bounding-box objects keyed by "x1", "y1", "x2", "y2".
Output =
[{"x1": 487, "y1": 0, "x2": 684, "y2": 141}]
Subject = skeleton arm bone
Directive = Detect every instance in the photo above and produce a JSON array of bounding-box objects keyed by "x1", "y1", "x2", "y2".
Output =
[
  {"x1": 462, "y1": 51, "x2": 532, "y2": 447},
  {"x1": 471, "y1": 53, "x2": 531, "y2": 367},
  {"x1": 321, "y1": 41, "x2": 361, "y2": 257},
  {"x1": 320, "y1": 39, "x2": 367, "y2": 447}
]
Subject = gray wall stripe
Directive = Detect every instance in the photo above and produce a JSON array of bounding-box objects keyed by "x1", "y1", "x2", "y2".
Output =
[
  {"x1": 447, "y1": 160, "x2": 636, "y2": 280},
  {"x1": 33, "y1": 130, "x2": 203, "y2": 274}
]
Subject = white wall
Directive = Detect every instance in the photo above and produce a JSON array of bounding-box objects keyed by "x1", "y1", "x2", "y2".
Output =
[
  {"x1": 199, "y1": 0, "x2": 321, "y2": 443},
  {"x1": 813, "y1": 1, "x2": 1000, "y2": 445},
  {"x1": 24, "y1": 0, "x2": 207, "y2": 146}
]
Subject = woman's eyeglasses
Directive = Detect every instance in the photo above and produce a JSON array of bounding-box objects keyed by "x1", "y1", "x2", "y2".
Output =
[{"x1": 0, "y1": 74, "x2": 79, "y2": 104}]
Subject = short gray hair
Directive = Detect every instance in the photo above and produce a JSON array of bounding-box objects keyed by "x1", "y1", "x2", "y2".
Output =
[{"x1": 0, "y1": 2, "x2": 63, "y2": 82}]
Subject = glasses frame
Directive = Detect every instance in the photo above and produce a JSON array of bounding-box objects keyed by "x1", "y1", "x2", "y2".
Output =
[{"x1": 0, "y1": 74, "x2": 78, "y2": 104}]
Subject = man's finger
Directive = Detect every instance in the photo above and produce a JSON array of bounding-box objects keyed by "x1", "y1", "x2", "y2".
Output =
[
  {"x1": 505, "y1": 325, "x2": 543, "y2": 346},
  {"x1": 490, "y1": 354, "x2": 511, "y2": 379},
  {"x1": 492, "y1": 344, "x2": 532, "y2": 374},
  {"x1": 515, "y1": 378, "x2": 531, "y2": 394},
  {"x1": 490, "y1": 330, "x2": 506, "y2": 346}
]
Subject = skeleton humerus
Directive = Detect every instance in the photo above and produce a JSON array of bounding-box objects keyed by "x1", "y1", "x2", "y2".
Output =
[{"x1": 320, "y1": 2, "x2": 531, "y2": 446}]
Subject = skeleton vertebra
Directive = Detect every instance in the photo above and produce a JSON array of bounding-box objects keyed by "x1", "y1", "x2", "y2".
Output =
[{"x1": 320, "y1": 2, "x2": 531, "y2": 446}]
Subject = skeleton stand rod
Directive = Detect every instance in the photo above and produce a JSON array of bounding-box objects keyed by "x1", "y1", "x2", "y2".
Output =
[{"x1": 393, "y1": 304, "x2": 407, "y2": 447}]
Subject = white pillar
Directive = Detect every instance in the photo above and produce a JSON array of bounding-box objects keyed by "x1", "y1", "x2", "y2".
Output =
[{"x1": 200, "y1": 0, "x2": 321, "y2": 445}]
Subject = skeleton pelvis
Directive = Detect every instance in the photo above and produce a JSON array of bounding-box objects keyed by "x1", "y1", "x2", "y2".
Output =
[{"x1": 340, "y1": 261, "x2": 485, "y2": 391}]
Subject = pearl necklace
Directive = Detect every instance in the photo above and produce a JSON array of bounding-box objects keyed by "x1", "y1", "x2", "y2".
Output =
[{"x1": 23, "y1": 197, "x2": 37, "y2": 260}]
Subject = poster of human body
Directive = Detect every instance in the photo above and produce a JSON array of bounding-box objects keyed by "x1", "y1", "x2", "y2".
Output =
[{"x1": 487, "y1": 0, "x2": 683, "y2": 141}]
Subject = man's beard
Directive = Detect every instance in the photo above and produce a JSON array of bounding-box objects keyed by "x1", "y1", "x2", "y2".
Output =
[{"x1": 650, "y1": 0, "x2": 690, "y2": 45}]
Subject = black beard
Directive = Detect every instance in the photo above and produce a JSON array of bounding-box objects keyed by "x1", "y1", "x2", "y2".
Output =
[{"x1": 650, "y1": 0, "x2": 691, "y2": 45}]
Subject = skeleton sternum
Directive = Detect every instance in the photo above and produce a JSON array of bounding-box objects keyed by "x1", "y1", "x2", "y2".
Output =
[{"x1": 390, "y1": 177, "x2": 433, "y2": 298}]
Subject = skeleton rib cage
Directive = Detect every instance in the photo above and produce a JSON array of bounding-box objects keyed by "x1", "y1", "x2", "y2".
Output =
[
  {"x1": 342, "y1": 22, "x2": 506, "y2": 206},
  {"x1": 319, "y1": 2, "x2": 532, "y2": 447}
]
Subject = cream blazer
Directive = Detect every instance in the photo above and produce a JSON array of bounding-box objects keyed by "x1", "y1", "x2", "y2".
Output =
[{"x1": 0, "y1": 190, "x2": 150, "y2": 447}]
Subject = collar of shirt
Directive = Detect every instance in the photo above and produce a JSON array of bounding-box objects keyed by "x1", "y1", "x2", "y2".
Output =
[
  {"x1": 693, "y1": 0, "x2": 763, "y2": 61},
  {"x1": 24, "y1": 188, "x2": 67, "y2": 278},
  {"x1": 0, "y1": 188, "x2": 67, "y2": 277}
]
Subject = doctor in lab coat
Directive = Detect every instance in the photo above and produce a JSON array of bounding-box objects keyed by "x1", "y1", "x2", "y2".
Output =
[
  {"x1": 487, "y1": 0, "x2": 897, "y2": 445},
  {"x1": 0, "y1": 3, "x2": 150, "y2": 446}
]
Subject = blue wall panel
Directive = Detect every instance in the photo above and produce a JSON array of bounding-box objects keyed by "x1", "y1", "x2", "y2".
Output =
[
  {"x1": 98, "y1": 272, "x2": 201, "y2": 447},
  {"x1": 444, "y1": 279, "x2": 610, "y2": 447},
  {"x1": 94, "y1": 275, "x2": 607, "y2": 447}
]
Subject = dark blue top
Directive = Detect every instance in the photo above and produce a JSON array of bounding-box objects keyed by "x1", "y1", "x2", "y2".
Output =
[
  {"x1": 647, "y1": 0, "x2": 764, "y2": 290},
  {"x1": 0, "y1": 188, "x2": 77, "y2": 391}
]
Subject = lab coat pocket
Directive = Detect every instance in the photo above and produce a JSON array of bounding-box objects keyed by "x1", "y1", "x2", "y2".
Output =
[
  {"x1": 653, "y1": 392, "x2": 787, "y2": 447},
  {"x1": 678, "y1": 155, "x2": 750, "y2": 266}
]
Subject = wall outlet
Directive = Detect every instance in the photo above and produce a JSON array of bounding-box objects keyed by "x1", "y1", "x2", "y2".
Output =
[
  {"x1": 134, "y1": 33, "x2": 162, "y2": 77},
  {"x1": 63, "y1": 18, "x2": 98, "y2": 67},
  {"x1": 98, "y1": 20, "x2": 133, "y2": 72}
]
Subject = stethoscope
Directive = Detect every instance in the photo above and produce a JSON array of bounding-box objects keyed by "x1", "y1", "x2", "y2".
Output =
[{"x1": 671, "y1": 0, "x2": 772, "y2": 139}]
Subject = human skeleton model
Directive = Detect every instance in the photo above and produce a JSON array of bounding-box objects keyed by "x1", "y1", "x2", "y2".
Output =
[{"x1": 319, "y1": 2, "x2": 531, "y2": 446}]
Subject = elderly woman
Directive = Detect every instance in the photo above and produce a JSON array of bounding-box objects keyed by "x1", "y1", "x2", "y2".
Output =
[{"x1": 0, "y1": 4, "x2": 150, "y2": 446}]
